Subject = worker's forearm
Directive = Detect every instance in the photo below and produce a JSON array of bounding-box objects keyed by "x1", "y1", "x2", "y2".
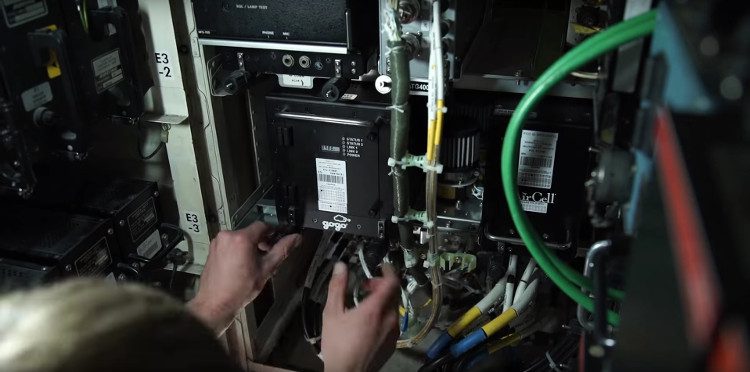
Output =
[{"x1": 187, "y1": 295, "x2": 236, "y2": 336}]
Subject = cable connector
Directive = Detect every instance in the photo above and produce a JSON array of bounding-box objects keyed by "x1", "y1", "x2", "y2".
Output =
[
  {"x1": 388, "y1": 153, "x2": 443, "y2": 174},
  {"x1": 391, "y1": 209, "x2": 434, "y2": 229}
]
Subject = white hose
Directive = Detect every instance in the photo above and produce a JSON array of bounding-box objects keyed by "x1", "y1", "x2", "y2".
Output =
[
  {"x1": 477, "y1": 276, "x2": 508, "y2": 313},
  {"x1": 503, "y1": 255, "x2": 518, "y2": 312},
  {"x1": 513, "y1": 259, "x2": 537, "y2": 304},
  {"x1": 512, "y1": 277, "x2": 539, "y2": 314}
]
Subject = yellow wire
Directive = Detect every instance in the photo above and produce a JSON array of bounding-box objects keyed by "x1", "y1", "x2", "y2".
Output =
[
  {"x1": 481, "y1": 308, "x2": 517, "y2": 337},
  {"x1": 426, "y1": 119, "x2": 436, "y2": 162},
  {"x1": 434, "y1": 99, "x2": 445, "y2": 150},
  {"x1": 487, "y1": 332, "x2": 523, "y2": 354},
  {"x1": 447, "y1": 306, "x2": 481, "y2": 337}
]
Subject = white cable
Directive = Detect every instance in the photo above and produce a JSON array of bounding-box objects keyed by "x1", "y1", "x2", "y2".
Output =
[
  {"x1": 477, "y1": 276, "x2": 507, "y2": 313},
  {"x1": 512, "y1": 277, "x2": 539, "y2": 314},
  {"x1": 503, "y1": 255, "x2": 518, "y2": 312},
  {"x1": 513, "y1": 259, "x2": 537, "y2": 305},
  {"x1": 357, "y1": 242, "x2": 373, "y2": 279},
  {"x1": 432, "y1": 0, "x2": 444, "y2": 102}
]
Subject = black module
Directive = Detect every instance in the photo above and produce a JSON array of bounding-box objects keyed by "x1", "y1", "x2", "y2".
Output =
[
  {"x1": 266, "y1": 85, "x2": 393, "y2": 238},
  {"x1": 483, "y1": 99, "x2": 593, "y2": 249},
  {"x1": 0, "y1": 257, "x2": 57, "y2": 294},
  {"x1": 192, "y1": 0, "x2": 378, "y2": 79},
  {"x1": 77, "y1": 179, "x2": 163, "y2": 261},
  {"x1": 0, "y1": 206, "x2": 117, "y2": 278}
]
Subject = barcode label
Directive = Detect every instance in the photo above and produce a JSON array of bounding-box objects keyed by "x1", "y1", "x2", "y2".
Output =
[
  {"x1": 517, "y1": 130, "x2": 558, "y2": 189},
  {"x1": 316, "y1": 158, "x2": 348, "y2": 214},
  {"x1": 317, "y1": 174, "x2": 344, "y2": 184},
  {"x1": 518, "y1": 173, "x2": 553, "y2": 189},
  {"x1": 520, "y1": 156, "x2": 553, "y2": 168}
]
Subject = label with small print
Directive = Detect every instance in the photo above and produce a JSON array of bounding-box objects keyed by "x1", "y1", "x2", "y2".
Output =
[
  {"x1": 127, "y1": 198, "x2": 158, "y2": 242},
  {"x1": 154, "y1": 51, "x2": 174, "y2": 80},
  {"x1": 3, "y1": 0, "x2": 48, "y2": 28},
  {"x1": 184, "y1": 211, "x2": 202, "y2": 234},
  {"x1": 135, "y1": 229, "x2": 162, "y2": 259},
  {"x1": 74, "y1": 237, "x2": 112, "y2": 276},
  {"x1": 92, "y1": 49, "x2": 124, "y2": 93},
  {"x1": 341, "y1": 137, "x2": 363, "y2": 158},
  {"x1": 316, "y1": 158, "x2": 348, "y2": 214},
  {"x1": 20, "y1": 81, "x2": 52, "y2": 111},
  {"x1": 278, "y1": 74, "x2": 313, "y2": 89},
  {"x1": 517, "y1": 130, "x2": 558, "y2": 190},
  {"x1": 341, "y1": 93, "x2": 358, "y2": 101},
  {"x1": 97, "y1": 0, "x2": 117, "y2": 8}
]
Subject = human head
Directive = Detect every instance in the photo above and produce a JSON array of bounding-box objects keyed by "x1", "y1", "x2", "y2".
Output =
[{"x1": 0, "y1": 279, "x2": 240, "y2": 372}]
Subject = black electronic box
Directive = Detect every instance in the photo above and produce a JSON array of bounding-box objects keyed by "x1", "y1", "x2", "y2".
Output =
[
  {"x1": 78, "y1": 179, "x2": 163, "y2": 261},
  {"x1": 192, "y1": 0, "x2": 378, "y2": 79},
  {"x1": 483, "y1": 99, "x2": 593, "y2": 249},
  {"x1": 266, "y1": 85, "x2": 393, "y2": 238},
  {"x1": 0, "y1": 206, "x2": 118, "y2": 280}
]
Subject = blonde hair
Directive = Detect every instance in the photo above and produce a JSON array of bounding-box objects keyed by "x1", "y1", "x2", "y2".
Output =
[{"x1": 0, "y1": 279, "x2": 240, "y2": 372}]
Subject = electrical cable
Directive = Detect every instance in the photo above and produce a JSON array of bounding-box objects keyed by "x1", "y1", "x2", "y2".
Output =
[
  {"x1": 513, "y1": 259, "x2": 537, "y2": 305},
  {"x1": 449, "y1": 277, "x2": 540, "y2": 358},
  {"x1": 395, "y1": 0, "x2": 445, "y2": 349},
  {"x1": 499, "y1": 10, "x2": 657, "y2": 325},
  {"x1": 503, "y1": 255, "x2": 518, "y2": 312},
  {"x1": 426, "y1": 268, "x2": 509, "y2": 359},
  {"x1": 136, "y1": 121, "x2": 165, "y2": 160}
]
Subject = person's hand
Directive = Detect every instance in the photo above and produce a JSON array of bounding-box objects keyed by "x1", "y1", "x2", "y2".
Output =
[
  {"x1": 188, "y1": 222, "x2": 302, "y2": 335},
  {"x1": 321, "y1": 262, "x2": 400, "y2": 372}
]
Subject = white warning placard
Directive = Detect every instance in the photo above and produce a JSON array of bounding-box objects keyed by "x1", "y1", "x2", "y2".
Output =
[
  {"x1": 316, "y1": 158, "x2": 348, "y2": 214},
  {"x1": 517, "y1": 130, "x2": 559, "y2": 190}
]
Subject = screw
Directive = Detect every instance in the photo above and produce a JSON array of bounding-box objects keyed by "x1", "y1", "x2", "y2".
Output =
[
  {"x1": 161, "y1": 233, "x2": 169, "y2": 241},
  {"x1": 153, "y1": 191, "x2": 160, "y2": 198},
  {"x1": 509, "y1": 229, "x2": 515, "y2": 235},
  {"x1": 543, "y1": 233, "x2": 550, "y2": 240},
  {"x1": 119, "y1": 220, "x2": 125, "y2": 226},
  {"x1": 65, "y1": 265, "x2": 72, "y2": 272},
  {"x1": 107, "y1": 228, "x2": 114, "y2": 235},
  {"x1": 356, "y1": 224, "x2": 362, "y2": 229},
  {"x1": 131, "y1": 262, "x2": 140, "y2": 269},
  {"x1": 117, "y1": 274, "x2": 127, "y2": 281}
]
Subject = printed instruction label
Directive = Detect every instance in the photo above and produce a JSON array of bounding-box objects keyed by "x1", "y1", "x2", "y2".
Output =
[
  {"x1": 316, "y1": 158, "x2": 348, "y2": 214},
  {"x1": 517, "y1": 130, "x2": 558, "y2": 189},
  {"x1": 92, "y1": 49, "x2": 124, "y2": 93},
  {"x1": 75, "y1": 237, "x2": 112, "y2": 276},
  {"x1": 127, "y1": 198, "x2": 158, "y2": 242},
  {"x1": 136, "y1": 229, "x2": 162, "y2": 259},
  {"x1": 20, "y1": 81, "x2": 52, "y2": 111},
  {"x1": 278, "y1": 74, "x2": 313, "y2": 89},
  {"x1": 3, "y1": 0, "x2": 48, "y2": 28}
]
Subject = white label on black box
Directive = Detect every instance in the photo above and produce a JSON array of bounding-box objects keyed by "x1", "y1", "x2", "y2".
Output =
[
  {"x1": 20, "y1": 81, "x2": 52, "y2": 111},
  {"x1": 3, "y1": 0, "x2": 48, "y2": 28},
  {"x1": 136, "y1": 229, "x2": 162, "y2": 259},
  {"x1": 92, "y1": 49, "x2": 124, "y2": 93},
  {"x1": 316, "y1": 158, "x2": 348, "y2": 214},
  {"x1": 517, "y1": 130, "x2": 558, "y2": 190}
]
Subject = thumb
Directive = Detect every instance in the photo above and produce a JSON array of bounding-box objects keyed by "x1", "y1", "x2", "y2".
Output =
[
  {"x1": 261, "y1": 233, "x2": 301, "y2": 275},
  {"x1": 324, "y1": 262, "x2": 348, "y2": 316}
]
